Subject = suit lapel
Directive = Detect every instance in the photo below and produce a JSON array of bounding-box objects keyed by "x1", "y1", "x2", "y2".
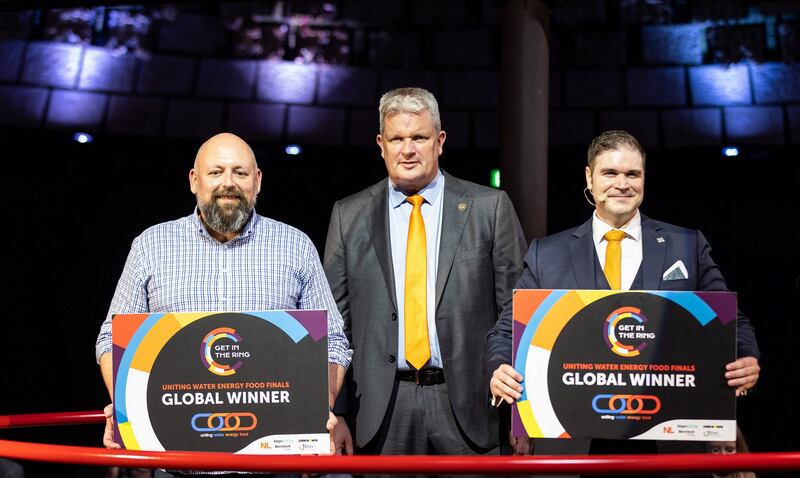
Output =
[
  {"x1": 569, "y1": 218, "x2": 600, "y2": 289},
  {"x1": 435, "y1": 173, "x2": 469, "y2": 309},
  {"x1": 641, "y1": 214, "x2": 666, "y2": 290},
  {"x1": 364, "y1": 181, "x2": 397, "y2": 311}
]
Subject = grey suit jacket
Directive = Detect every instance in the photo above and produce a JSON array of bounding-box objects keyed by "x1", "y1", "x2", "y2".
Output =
[
  {"x1": 324, "y1": 171, "x2": 526, "y2": 449},
  {"x1": 485, "y1": 214, "x2": 760, "y2": 463}
]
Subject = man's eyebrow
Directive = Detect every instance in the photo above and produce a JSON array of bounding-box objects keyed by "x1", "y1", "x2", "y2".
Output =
[{"x1": 598, "y1": 167, "x2": 642, "y2": 173}]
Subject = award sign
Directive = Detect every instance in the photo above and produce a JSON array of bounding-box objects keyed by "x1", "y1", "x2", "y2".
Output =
[
  {"x1": 112, "y1": 311, "x2": 329, "y2": 454},
  {"x1": 512, "y1": 290, "x2": 736, "y2": 441}
]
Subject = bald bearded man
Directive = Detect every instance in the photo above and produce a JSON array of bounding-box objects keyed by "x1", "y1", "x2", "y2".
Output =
[{"x1": 95, "y1": 133, "x2": 351, "y2": 471}]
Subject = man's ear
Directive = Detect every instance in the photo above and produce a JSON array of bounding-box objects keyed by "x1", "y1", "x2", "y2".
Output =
[
  {"x1": 376, "y1": 134, "x2": 385, "y2": 159},
  {"x1": 189, "y1": 169, "x2": 197, "y2": 194},
  {"x1": 436, "y1": 130, "x2": 446, "y2": 155},
  {"x1": 584, "y1": 166, "x2": 592, "y2": 190}
]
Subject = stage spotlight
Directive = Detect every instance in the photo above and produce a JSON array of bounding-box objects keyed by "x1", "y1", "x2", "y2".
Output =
[
  {"x1": 285, "y1": 144, "x2": 302, "y2": 156},
  {"x1": 73, "y1": 132, "x2": 93, "y2": 144},
  {"x1": 722, "y1": 146, "x2": 739, "y2": 157}
]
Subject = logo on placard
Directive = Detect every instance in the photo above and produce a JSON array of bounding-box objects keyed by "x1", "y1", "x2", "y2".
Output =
[
  {"x1": 592, "y1": 394, "x2": 661, "y2": 415},
  {"x1": 603, "y1": 306, "x2": 655, "y2": 357},
  {"x1": 191, "y1": 412, "x2": 258, "y2": 432},
  {"x1": 201, "y1": 327, "x2": 250, "y2": 376}
]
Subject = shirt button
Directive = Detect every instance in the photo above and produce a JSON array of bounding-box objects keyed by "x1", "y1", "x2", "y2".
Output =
[
  {"x1": 388, "y1": 354, "x2": 396, "y2": 363},
  {"x1": 391, "y1": 313, "x2": 397, "y2": 322}
]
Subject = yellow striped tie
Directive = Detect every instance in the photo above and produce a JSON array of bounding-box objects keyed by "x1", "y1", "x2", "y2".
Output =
[
  {"x1": 604, "y1": 229, "x2": 626, "y2": 290},
  {"x1": 405, "y1": 194, "x2": 430, "y2": 370}
]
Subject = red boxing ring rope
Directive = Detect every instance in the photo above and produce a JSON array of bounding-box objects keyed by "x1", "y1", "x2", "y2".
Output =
[
  {"x1": 0, "y1": 410, "x2": 104, "y2": 429},
  {"x1": 3, "y1": 411, "x2": 800, "y2": 475}
]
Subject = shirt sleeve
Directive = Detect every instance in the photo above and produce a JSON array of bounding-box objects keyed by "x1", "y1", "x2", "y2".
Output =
[
  {"x1": 95, "y1": 236, "x2": 151, "y2": 362},
  {"x1": 299, "y1": 236, "x2": 353, "y2": 368}
]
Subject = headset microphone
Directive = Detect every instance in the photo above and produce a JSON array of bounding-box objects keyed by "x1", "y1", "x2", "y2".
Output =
[{"x1": 582, "y1": 188, "x2": 606, "y2": 207}]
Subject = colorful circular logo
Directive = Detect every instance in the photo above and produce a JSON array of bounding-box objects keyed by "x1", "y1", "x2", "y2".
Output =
[
  {"x1": 201, "y1": 327, "x2": 243, "y2": 376},
  {"x1": 603, "y1": 306, "x2": 650, "y2": 357}
]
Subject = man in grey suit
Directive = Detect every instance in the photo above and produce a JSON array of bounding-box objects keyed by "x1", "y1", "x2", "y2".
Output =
[
  {"x1": 324, "y1": 87, "x2": 527, "y2": 456},
  {"x1": 486, "y1": 130, "x2": 760, "y2": 476}
]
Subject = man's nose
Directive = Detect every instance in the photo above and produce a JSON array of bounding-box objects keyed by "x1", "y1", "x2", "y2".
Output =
[
  {"x1": 402, "y1": 139, "x2": 416, "y2": 155},
  {"x1": 221, "y1": 171, "x2": 236, "y2": 187}
]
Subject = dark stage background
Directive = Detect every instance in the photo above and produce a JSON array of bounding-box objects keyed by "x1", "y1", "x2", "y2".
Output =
[{"x1": 1, "y1": 128, "x2": 799, "y2": 477}]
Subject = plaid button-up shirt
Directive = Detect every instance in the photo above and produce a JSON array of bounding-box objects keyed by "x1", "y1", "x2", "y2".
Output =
[{"x1": 96, "y1": 209, "x2": 351, "y2": 368}]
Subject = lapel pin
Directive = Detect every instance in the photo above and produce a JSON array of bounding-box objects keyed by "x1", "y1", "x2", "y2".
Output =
[
  {"x1": 656, "y1": 237, "x2": 665, "y2": 243},
  {"x1": 457, "y1": 202, "x2": 467, "y2": 212}
]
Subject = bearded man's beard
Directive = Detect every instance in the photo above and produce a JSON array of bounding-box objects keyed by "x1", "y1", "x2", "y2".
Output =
[{"x1": 198, "y1": 187, "x2": 255, "y2": 235}]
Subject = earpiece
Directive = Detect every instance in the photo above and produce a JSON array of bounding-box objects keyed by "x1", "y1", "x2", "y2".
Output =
[{"x1": 582, "y1": 187, "x2": 606, "y2": 207}]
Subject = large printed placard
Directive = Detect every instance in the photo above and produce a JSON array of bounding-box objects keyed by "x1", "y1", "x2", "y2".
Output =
[
  {"x1": 512, "y1": 290, "x2": 736, "y2": 441},
  {"x1": 112, "y1": 311, "x2": 329, "y2": 454}
]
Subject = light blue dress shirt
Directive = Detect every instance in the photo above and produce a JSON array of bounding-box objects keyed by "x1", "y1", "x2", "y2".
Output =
[{"x1": 388, "y1": 171, "x2": 445, "y2": 370}]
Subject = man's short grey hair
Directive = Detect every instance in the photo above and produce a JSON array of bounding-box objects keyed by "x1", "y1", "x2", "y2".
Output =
[{"x1": 378, "y1": 87, "x2": 441, "y2": 133}]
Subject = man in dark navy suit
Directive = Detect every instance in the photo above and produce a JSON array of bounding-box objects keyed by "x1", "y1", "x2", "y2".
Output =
[{"x1": 485, "y1": 130, "x2": 760, "y2": 477}]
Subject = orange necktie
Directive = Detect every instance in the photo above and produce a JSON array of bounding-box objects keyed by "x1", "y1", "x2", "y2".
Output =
[
  {"x1": 405, "y1": 194, "x2": 430, "y2": 370},
  {"x1": 604, "y1": 229, "x2": 626, "y2": 290}
]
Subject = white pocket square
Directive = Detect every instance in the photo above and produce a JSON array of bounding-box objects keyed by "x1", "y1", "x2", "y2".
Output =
[{"x1": 663, "y1": 260, "x2": 688, "y2": 280}]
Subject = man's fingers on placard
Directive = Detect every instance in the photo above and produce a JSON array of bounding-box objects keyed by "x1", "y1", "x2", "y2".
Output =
[
  {"x1": 491, "y1": 375, "x2": 519, "y2": 395},
  {"x1": 491, "y1": 378, "x2": 521, "y2": 403},
  {"x1": 501, "y1": 376, "x2": 523, "y2": 392},
  {"x1": 725, "y1": 357, "x2": 759, "y2": 377},
  {"x1": 502, "y1": 382, "x2": 522, "y2": 399},
  {"x1": 731, "y1": 366, "x2": 760, "y2": 380},
  {"x1": 725, "y1": 366, "x2": 751, "y2": 379},
  {"x1": 728, "y1": 374, "x2": 758, "y2": 391},
  {"x1": 103, "y1": 417, "x2": 121, "y2": 449},
  {"x1": 493, "y1": 369, "x2": 523, "y2": 392},
  {"x1": 731, "y1": 373, "x2": 758, "y2": 385},
  {"x1": 498, "y1": 364, "x2": 523, "y2": 382}
]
